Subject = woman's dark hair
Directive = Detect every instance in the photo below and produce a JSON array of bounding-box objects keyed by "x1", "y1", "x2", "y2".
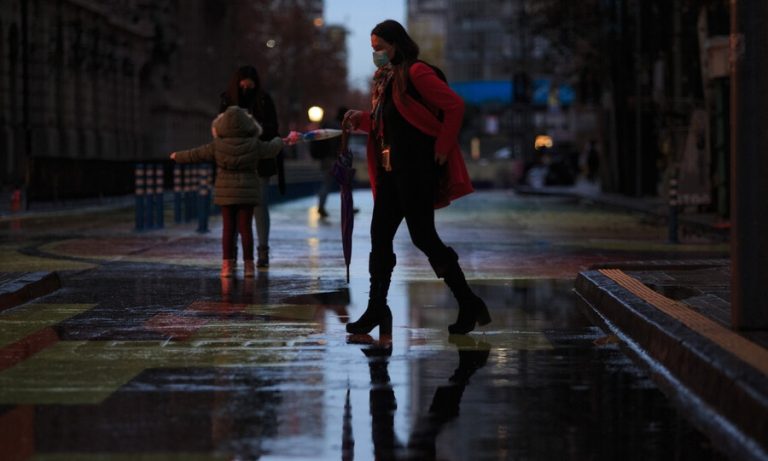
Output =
[
  {"x1": 371, "y1": 20, "x2": 419, "y2": 63},
  {"x1": 222, "y1": 65, "x2": 263, "y2": 112}
]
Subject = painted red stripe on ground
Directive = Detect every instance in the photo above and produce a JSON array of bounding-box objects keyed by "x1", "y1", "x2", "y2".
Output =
[{"x1": 0, "y1": 327, "x2": 59, "y2": 372}]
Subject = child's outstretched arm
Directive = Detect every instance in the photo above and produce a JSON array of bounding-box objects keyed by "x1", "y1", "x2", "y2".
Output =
[
  {"x1": 255, "y1": 137, "x2": 285, "y2": 159},
  {"x1": 170, "y1": 143, "x2": 215, "y2": 163}
]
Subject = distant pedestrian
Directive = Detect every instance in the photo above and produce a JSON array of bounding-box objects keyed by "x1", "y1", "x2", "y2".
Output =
[
  {"x1": 170, "y1": 106, "x2": 284, "y2": 277},
  {"x1": 310, "y1": 106, "x2": 347, "y2": 218},
  {"x1": 580, "y1": 139, "x2": 600, "y2": 182},
  {"x1": 220, "y1": 65, "x2": 282, "y2": 268},
  {"x1": 342, "y1": 19, "x2": 490, "y2": 336}
]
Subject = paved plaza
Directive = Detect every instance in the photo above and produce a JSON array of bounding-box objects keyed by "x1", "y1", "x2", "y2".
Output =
[{"x1": 1, "y1": 190, "x2": 750, "y2": 460}]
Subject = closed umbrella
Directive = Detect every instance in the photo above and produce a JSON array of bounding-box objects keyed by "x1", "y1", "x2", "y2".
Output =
[{"x1": 332, "y1": 129, "x2": 355, "y2": 283}]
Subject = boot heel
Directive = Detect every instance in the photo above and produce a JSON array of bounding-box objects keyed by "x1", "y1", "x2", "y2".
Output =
[
  {"x1": 448, "y1": 297, "x2": 491, "y2": 334},
  {"x1": 346, "y1": 305, "x2": 392, "y2": 335}
]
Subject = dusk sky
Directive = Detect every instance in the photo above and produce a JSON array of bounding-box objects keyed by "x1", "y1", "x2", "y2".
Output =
[{"x1": 324, "y1": 0, "x2": 406, "y2": 90}]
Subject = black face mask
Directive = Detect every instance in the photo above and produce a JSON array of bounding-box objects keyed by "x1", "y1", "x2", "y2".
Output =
[{"x1": 239, "y1": 88, "x2": 256, "y2": 108}]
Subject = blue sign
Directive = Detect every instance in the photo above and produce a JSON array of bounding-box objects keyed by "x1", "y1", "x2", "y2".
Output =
[{"x1": 450, "y1": 79, "x2": 575, "y2": 107}]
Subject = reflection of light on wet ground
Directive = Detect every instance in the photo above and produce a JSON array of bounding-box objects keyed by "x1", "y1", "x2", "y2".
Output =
[{"x1": 307, "y1": 206, "x2": 321, "y2": 229}]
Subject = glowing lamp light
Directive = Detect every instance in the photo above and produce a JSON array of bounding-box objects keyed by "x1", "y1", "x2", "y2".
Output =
[
  {"x1": 308, "y1": 106, "x2": 324, "y2": 123},
  {"x1": 535, "y1": 135, "x2": 553, "y2": 150}
]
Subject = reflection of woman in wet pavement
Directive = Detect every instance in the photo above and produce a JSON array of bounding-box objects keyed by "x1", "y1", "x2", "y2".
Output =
[
  {"x1": 406, "y1": 337, "x2": 490, "y2": 459},
  {"x1": 351, "y1": 336, "x2": 491, "y2": 460},
  {"x1": 342, "y1": 20, "x2": 490, "y2": 337},
  {"x1": 362, "y1": 345, "x2": 402, "y2": 459}
]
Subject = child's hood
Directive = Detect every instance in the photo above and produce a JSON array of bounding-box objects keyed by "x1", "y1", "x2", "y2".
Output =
[{"x1": 212, "y1": 106, "x2": 264, "y2": 139}]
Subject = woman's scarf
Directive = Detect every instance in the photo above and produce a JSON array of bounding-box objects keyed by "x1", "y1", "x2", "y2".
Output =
[{"x1": 370, "y1": 64, "x2": 394, "y2": 141}]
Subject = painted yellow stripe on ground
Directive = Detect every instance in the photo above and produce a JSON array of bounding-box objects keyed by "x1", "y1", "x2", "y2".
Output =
[
  {"x1": 0, "y1": 246, "x2": 96, "y2": 272},
  {"x1": 0, "y1": 327, "x2": 307, "y2": 404},
  {"x1": 0, "y1": 341, "x2": 145, "y2": 405},
  {"x1": 599, "y1": 269, "x2": 768, "y2": 377},
  {"x1": 0, "y1": 304, "x2": 96, "y2": 348}
]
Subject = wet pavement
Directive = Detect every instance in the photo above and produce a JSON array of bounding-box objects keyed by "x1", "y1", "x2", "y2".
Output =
[{"x1": 0, "y1": 190, "x2": 731, "y2": 460}]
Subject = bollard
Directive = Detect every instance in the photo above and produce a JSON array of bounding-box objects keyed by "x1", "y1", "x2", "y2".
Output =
[
  {"x1": 184, "y1": 165, "x2": 194, "y2": 223},
  {"x1": 145, "y1": 163, "x2": 155, "y2": 229},
  {"x1": 197, "y1": 164, "x2": 212, "y2": 233},
  {"x1": 173, "y1": 164, "x2": 182, "y2": 223},
  {"x1": 134, "y1": 163, "x2": 145, "y2": 231},
  {"x1": 668, "y1": 169, "x2": 679, "y2": 243},
  {"x1": 191, "y1": 165, "x2": 199, "y2": 220},
  {"x1": 155, "y1": 164, "x2": 164, "y2": 229}
]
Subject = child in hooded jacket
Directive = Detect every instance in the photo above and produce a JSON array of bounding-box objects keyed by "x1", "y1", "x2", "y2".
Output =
[{"x1": 171, "y1": 106, "x2": 284, "y2": 277}]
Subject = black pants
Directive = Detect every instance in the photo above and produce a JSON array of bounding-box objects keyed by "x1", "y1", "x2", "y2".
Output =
[{"x1": 370, "y1": 168, "x2": 450, "y2": 262}]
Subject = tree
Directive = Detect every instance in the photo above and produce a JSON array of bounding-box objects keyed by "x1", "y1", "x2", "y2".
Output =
[
  {"x1": 231, "y1": 0, "x2": 348, "y2": 131},
  {"x1": 531, "y1": 0, "x2": 727, "y2": 196}
]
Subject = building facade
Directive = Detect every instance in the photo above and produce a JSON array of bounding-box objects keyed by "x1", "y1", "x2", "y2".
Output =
[
  {"x1": 409, "y1": 0, "x2": 576, "y2": 167},
  {"x1": 1, "y1": 0, "x2": 346, "y2": 204},
  {"x1": 1, "y1": 0, "x2": 154, "y2": 200}
]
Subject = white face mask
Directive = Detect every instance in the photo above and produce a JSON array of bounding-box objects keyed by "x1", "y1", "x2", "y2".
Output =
[{"x1": 372, "y1": 50, "x2": 390, "y2": 68}]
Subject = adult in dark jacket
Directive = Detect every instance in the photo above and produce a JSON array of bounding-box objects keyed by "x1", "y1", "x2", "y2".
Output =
[
  {"x1": 309, "y1": 106, "x2": 347, "y2": 218},
  {"x1": 171, "y1": 106, "x2": 283, "y2": 277},
  {"x1": 342, "y1": 20, "x2": 490, "y2": 336},
  {"x1": 220, "y1": 65, "x2": 282, "y2": 268}
]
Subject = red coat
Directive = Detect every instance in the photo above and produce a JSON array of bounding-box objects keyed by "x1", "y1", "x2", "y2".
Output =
[{"x1": 358, "y1": 62, "x2": 474, "y2": 209}]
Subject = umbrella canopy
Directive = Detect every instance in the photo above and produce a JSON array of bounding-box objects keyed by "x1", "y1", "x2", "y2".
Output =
[
  {"x1": 332, "y1": 129, "x2": 355, "y2": 282},
  {"x1": 302, "y1": 128, "x2": 343, "y2": 142}
]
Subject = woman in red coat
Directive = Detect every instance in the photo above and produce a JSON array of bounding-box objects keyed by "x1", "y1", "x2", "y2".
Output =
[{"x1": 342, "y1": 19, "x2": 490, "y2": 337}]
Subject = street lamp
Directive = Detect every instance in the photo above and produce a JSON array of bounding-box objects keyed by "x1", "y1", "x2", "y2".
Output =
[
  {"x1": 534, "y1": 135, "x2": 553, "y2": 150},
  {"x1": 307, "y1": 106, "x2": 324, "y2": 123}
]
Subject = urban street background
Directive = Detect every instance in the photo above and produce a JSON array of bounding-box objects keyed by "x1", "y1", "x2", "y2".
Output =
[{"x1": 1, "y1": 1, "x2": 767, "y2": 460}]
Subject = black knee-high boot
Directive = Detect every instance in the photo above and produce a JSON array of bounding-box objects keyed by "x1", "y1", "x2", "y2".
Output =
[
  {"x1": 347, "y1": 252, "x2": 396, "y2": 335},
  {"x1": 429, "y1": 247, "x2": 491, "y2": 334}
]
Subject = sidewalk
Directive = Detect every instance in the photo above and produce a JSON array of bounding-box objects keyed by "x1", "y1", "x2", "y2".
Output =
[
  {"x1": 1, "y1": 183, "x2": 765, "y2": 459},
  {"x1": 516, "y1": 182, "x2": 767, "y2": 461}
]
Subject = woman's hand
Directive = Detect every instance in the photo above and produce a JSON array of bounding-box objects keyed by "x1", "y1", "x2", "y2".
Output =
[
  {"x1": 282, "y1": 131, "x2": 301, "y2": 146},
  {"x1": 170, "y1": 152, "x2": 177, "y2": 161},
  {"x1": 342, "y1": 110, "x2": 362, "y2": 130}
]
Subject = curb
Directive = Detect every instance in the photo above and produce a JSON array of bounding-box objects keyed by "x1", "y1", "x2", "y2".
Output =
[
  {"x1": 575, "y1": 269, "x2": 768, "y2": 461},
  {"x1": 0, "y1": 272, "x2": 62, "y2": 311}
]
